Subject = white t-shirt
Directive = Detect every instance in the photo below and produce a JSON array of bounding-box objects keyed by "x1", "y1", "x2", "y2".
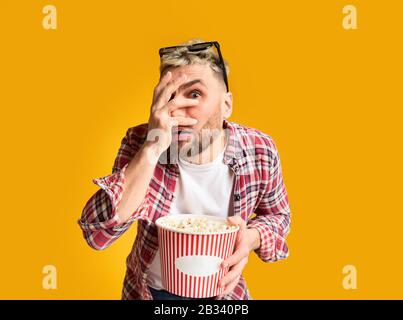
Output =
[{"x1": 146, "y1": 143, "x2": 235, "y2": 290}]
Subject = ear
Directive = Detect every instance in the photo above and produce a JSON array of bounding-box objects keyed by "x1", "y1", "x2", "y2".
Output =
[{"x1": 222, "y1": 91, "x2": 233, "y2": 119}]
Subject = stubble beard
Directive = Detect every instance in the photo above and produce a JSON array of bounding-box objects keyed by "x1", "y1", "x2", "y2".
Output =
[{"x1": 176, "y1": 112, "x2": 224, "y2": 163}]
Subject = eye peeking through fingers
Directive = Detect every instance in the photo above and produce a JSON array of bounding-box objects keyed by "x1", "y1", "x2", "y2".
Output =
[{"x1": 189, "y1": 90, "x2": 201, "y2": 99}]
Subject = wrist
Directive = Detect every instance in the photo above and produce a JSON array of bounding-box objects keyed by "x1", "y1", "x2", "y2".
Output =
[
  {"x1": 246, "y1": 228, "x2": 261, "y2": 252},
  {"x1": 141, "y1": 141, "x2": 165, "y2": 165},
  {"x1": 143, "y1": 140, "x2": 165, "y2": 154}
]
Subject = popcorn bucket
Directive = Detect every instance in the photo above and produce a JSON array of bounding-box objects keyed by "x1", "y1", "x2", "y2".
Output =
[{"x1": 155, "y1": 214, "x2": 239, "y2": 298}]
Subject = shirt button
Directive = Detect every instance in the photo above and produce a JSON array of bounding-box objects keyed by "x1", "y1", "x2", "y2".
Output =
[{"x1": 235, "y1": 195, "x2": 241, "y2": 201}]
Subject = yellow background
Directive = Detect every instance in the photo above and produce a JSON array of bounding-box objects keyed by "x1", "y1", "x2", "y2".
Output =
[{"x1": 0, "y1": 0, "x2": 402, "y2": 299}]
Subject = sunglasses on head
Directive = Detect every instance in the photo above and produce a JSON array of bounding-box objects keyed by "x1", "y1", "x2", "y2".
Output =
[{"x1": 159, "y1": 41, "x2": 229, "y2": 93}]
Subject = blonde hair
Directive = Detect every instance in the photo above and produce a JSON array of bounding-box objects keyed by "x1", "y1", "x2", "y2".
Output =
[{"x1": 159, "y1": 39, "x2": 230, "y2": 86}]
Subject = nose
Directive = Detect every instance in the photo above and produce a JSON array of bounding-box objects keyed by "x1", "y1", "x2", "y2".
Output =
[
  {"x1": 169, "y1": 92, "x2": 197, "y2": 118},
  {"x1": 170, "y1": 108, "x2": 187, "y2": 118}
]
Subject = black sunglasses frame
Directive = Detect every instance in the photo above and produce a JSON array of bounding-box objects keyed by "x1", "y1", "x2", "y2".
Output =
[{"x1": 159, "y1": 41, "x2": 229, "y2": 93}]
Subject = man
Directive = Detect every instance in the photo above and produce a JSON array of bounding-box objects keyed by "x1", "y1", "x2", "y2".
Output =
[{"x1": 78, "y1": 39, "x2": 291, "y2": 300}]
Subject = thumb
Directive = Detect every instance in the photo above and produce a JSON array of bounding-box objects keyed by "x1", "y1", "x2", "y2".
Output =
[{"x1": 227, "y1": 216, "x2": 246, "y2": 231}]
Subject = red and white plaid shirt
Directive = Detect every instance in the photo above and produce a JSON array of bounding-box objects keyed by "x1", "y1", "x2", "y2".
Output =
[{"x1": 78, "y1": 120, "x2": 291, "y2": 300}]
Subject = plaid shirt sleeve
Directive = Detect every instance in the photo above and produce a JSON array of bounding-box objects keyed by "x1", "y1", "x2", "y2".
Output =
[
  {"x1": 78, "y1": 126, "x2": 151, "y2": 250},
  {"x1": 247, "y1": 137, "x2": 291, "y2": 262}
]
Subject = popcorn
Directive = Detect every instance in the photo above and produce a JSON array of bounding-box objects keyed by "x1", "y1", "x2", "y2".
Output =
[
  {"x1": 155, "y1": 214, "x2": 239, "y2": 298},
  {"x1": 158, "y1": 216, "x2": 238, "y2": 234}
]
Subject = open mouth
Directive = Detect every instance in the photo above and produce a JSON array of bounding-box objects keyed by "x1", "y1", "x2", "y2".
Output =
[
  {"x1": 173, "y1": 127, "x2": 194, "y2": 141},
  {"x1": 173, "y1": 126, "x2": 193, "y2": 134}
]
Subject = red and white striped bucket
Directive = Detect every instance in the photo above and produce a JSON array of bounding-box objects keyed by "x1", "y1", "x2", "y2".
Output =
[{"x1": 155, "y1": 214, "x2": 239, "y2": 298}]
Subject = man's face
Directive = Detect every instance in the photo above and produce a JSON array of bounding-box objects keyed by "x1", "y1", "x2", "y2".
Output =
[{"x1": 166, "y1": 64, "x2": 232, "y2": 154}]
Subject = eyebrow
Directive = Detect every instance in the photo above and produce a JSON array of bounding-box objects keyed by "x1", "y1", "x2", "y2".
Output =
[{"x1": 178, "y1": 79, "x2": 207, "y2": 91}]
